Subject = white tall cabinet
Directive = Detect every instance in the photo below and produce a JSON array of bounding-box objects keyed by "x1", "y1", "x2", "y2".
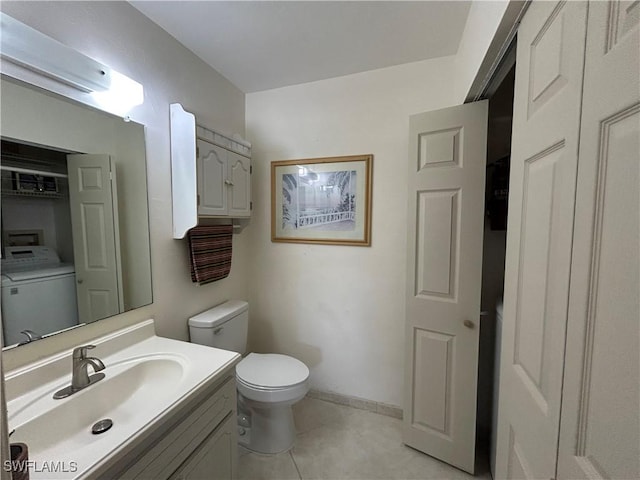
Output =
[
  {"x1": 170, "y1": 103, "x2": 252, "y2": 239},
  {"x1": 495, "y1": 1, "x2": 639, "y2": 479}
]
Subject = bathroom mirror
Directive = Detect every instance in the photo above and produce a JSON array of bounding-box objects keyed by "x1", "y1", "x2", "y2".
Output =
[{"x1": 0, "y1": 75, "x2": 153, "y2": 349}]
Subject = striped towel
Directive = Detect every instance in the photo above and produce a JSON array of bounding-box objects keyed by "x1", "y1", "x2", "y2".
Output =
[{"x1": 187, "y1": 225, "x2": 233, "y2": 285}]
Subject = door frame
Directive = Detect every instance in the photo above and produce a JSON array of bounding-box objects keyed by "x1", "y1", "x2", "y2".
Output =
[{"x1": 465, "y1": 0, "x2": 530, "y2": 103}]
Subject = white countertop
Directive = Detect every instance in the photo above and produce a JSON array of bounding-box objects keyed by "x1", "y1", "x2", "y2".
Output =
[{"x1": 5, "y1": 319, "x2": 241, "y2": 479}]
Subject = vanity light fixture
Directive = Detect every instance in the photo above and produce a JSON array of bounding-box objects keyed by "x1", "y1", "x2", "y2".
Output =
[
  {"x1": 90, "y1": 69, "x2": 144, "y2": 115},
  {"x1": 0, "y1": 13, "x2": 111, "y2": 92},
  {"x1": 0, "y1": 12, "x2": 143, "y2": 112}
]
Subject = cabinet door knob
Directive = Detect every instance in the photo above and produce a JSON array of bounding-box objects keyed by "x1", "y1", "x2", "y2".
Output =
[
  {"x1": 463, "y1": 319, "x2": 475, "y2": 329},
  {"x1": 224, "y1": 179, "x2": 234, "y2": 186}
]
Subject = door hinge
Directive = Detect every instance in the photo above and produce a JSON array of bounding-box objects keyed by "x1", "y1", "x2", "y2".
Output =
[
  {"x1": 250, "y1": 201, "x2": 253, "y2": 210},
  {"x1": 250, "y1": 165, "x2": 253, "y2": 174},
  {"x1": 197, "y1": 194, "x2": 200, "y2": 206},
  {"x1": 196, "y1": 146, "x2": 200, "y2": 157}
]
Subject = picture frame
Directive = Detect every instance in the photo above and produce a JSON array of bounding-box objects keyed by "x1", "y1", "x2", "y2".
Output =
[{"x1": 271, "y1": 154, "x2": 373, "y2": 246}]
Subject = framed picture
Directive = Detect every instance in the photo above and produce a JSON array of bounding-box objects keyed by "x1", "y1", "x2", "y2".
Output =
[{"x1": 271, "y1": 154, "x2": 373, "y2": 246}]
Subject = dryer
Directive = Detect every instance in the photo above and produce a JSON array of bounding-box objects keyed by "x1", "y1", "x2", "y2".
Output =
[{"x1": 1, "y1": 246, "x2": 78, "y2": 346}]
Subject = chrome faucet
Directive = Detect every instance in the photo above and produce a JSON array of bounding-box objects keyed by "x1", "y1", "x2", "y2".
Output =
[
  {"x1": 72, "y1": 345, "x2": 106, "y2": 389},
  {"x1": 53, "y1": 345, "x2": 106, "y2": 399}
]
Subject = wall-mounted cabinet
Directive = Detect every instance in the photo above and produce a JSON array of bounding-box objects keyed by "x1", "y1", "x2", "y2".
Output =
[
  {"x1": 197, "y1": 139, "x2": 251, "y2": 217},
  {"x1": 170, "y1": 103, "x2": 251, "y2": 239}
]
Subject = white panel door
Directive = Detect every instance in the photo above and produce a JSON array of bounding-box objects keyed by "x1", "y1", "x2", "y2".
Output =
[
  {"x1": 404, "y1": 100, "x2": 487, "y2": 474},
  {"x1": 557, "y1": 2, "x2": 640, "y2": 479},
  {"x1": 67, "y1": 153, "x2": 122, "y2": 323},
  {"x1": 494, "y1": 2, "x2": 588, "y2": 478},
  {"x1": 197, "y1": 139, "x2": 227, "y2": 216}
]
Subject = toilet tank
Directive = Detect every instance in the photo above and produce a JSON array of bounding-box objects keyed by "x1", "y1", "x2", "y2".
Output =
[{"x1": 188, "y1": 300, "x2": 248, "y2": 354}]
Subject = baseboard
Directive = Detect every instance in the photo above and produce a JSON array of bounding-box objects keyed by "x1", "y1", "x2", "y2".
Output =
[{"x1": 307, "y1": 389, "x2": 403, "y2": 420}]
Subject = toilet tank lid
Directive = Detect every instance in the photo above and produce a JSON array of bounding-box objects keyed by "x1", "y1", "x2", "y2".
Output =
[{"x1": 188, "y1": 300, "x2": 248, "y2": 328}]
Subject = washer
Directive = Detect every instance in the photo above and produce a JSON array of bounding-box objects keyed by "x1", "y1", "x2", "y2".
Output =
[{"x1": 1, "y1": 246, "x2": 78, "y2": 346}]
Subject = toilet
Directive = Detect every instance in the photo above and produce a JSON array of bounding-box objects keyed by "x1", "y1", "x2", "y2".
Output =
[{"x1": 188, "y1": 300, "x2": 310, "y2": 454}]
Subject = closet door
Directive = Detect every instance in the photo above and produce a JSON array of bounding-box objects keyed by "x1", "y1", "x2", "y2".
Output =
[
  {"x1": 404, "y1": 101, "x2": 487, "y2": 474},
  {"x1": 67, "y1": 153, "x2": 123, "y2": 322},
  {"x1": 557, "y1": 2, "x2": 640, "y2": 479},
  {"x1": 494, "y1": 1, "x2": 588, "y2": 478}
]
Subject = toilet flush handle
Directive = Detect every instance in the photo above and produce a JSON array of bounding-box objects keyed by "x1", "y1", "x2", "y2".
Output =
[{"x1": 214, "y1": 327, "x2": 223, "y2": 335}]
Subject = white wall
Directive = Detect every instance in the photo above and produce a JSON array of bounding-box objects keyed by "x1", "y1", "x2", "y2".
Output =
[
  {"x1": 1, "y1": 1, "x2": 249, "y2": 369},
  {"x1": 246, "y1": 57, "x2": 457, "y2": 406},
  {"x1": 2, "y1": 197, "x2": 59, "y2": 250},
  {"x1": 454, "y1": 0, "x2": 510, "y2": 103}
]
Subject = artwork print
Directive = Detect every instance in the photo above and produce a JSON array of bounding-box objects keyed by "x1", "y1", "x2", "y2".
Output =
[{"x1": 271, "y1": 155, "x2": 372, "y2": 246}]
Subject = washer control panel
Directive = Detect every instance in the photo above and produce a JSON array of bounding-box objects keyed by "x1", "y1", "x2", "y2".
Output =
[{"x1": 2, "y1": 246, "x2": 61, "y2": 270}]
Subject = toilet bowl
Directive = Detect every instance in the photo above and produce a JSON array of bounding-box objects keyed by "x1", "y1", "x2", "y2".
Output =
[
  {"x1": 188, "y1": 301, "x2": 310, "y2": 454},
  {"x1": 236, "y1": 353, "x2": 309, "y2": 453}
]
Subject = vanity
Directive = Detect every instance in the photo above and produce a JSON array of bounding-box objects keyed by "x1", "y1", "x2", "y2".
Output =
[{"x1": 5, "y1": 320, "x2": 241, "y2": 479}]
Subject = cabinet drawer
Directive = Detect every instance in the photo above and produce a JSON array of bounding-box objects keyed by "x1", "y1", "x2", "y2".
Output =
[{"x1": 117, "y1": 376, "x2": 236, "y2": 479}]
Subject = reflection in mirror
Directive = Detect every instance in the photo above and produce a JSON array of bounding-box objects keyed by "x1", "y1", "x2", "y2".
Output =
[{"x1": 0, "y1": 76, "x2": 153, "y2": 349}]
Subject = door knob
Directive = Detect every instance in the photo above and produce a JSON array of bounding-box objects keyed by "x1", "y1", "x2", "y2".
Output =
[
  {"x1": 77, "y1": 279, "x2": 84, "y2": 284},
  {"x1": 463, "y1": 319, "x2": 475, "y2": 329}
]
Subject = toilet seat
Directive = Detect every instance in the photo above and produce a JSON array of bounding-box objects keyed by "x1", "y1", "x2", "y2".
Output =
[
  {"x1": 235, "y1": 353, "x2": 310, "y2": 404},
  {"x1": 237, "y1": 376, "x2": 305, "y2": 391},
  {"x1": 236, "y1": 353, "x2": 309, "y2": 389}
]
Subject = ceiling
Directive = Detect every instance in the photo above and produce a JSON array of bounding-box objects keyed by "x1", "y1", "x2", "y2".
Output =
[{"x1": 130, "y1": 1, "x2": 472, "y2": 93}]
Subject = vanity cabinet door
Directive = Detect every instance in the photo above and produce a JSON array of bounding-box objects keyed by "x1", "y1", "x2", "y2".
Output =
[
  {"x1": 170, "y1": 414, "x2": 237, "y2": 480},
  {"x1": 102, "y1": 376, "x2": 236, "y2": 480},
  {"x1": 197, "y1": 139, "x2": 228, "y2": 216}
]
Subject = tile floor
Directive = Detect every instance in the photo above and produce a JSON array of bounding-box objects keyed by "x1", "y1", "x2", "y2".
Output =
[{"x1": 238, "y1": 397, "x2": 491, "y2": 480}]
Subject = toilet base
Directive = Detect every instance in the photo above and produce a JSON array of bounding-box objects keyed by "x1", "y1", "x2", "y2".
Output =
[{"x1": 238, "y1": 395, "x2": 298, "y2": 454}]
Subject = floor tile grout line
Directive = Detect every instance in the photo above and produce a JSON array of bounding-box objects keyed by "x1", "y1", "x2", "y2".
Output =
[
  {"x1": 289, "y1": 449, "x2": 303, "y2": 480},
  {"x1": 293, "y1": 398, "x2": 363, "y2": 438}
]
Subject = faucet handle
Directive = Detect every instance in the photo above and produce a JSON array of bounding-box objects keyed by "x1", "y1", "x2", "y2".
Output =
[
  {"x1": 72, "y1": 344, "x2": 96, "y2": 360},
  {"x1": 18, "y1": 330, "x2": 42, "y2": 345}
]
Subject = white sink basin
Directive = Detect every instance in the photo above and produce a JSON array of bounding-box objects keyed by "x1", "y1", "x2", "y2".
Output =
[
  {"x1": 5, "y1": 320, "x2": 240, "y2": 479},
  {"x1": 11, "y1": 356, "x2": 184, "y2": 456}
]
